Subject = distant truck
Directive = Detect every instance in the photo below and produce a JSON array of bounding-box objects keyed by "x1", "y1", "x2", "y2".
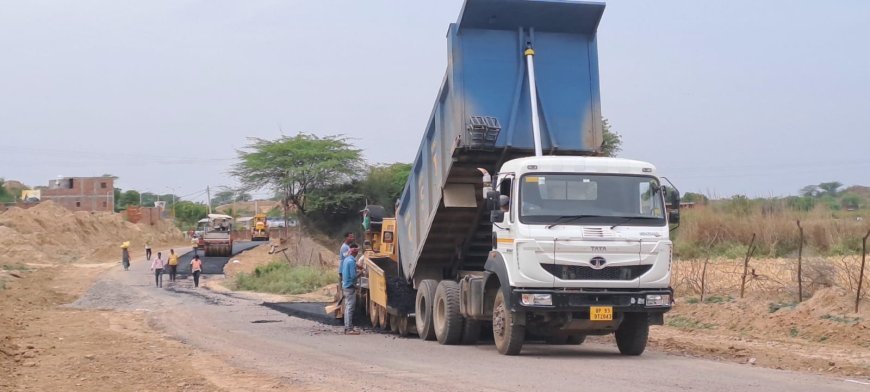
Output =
[
  {"x1": 251, "y1": 213, "x2": 269, "y2": 241},
  {"x1": 202, "y1": 214, "x2": 234, "y2": 257},
  {"x1": 355, "y1": 0, "x2": 680, "y2": 356}
]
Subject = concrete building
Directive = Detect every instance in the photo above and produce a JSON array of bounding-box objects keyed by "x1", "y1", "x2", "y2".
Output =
[{"x1": 41, "y1": 176, "x2": 115, "y2": 212}]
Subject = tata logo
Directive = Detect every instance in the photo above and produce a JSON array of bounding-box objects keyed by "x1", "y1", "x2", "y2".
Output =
[
  {"x1": 591, "y1": 246, "x2": 607, "y2": 253},
  {"x1": 589, "y1": 256, "x2": 607, "y2": 270}
]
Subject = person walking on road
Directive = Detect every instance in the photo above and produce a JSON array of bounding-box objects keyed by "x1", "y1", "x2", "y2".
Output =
[
  {"x1": 341, "y1": 243, "x2": 361, "y2": 335},
  {"x1": 190, "y1": 255, "x2": 203, "y2": 288},
  {"x1": 167, "y1": 249, "x2": 179, "y2": 282},
  {"x1": 145, "y1": 241, "x2": 152, "y2": 261},
  {"x1": 150, "y1": 252, "x2": 165, "y2": 288},
  {"x1": 121, "y1": 242, "x2": 131, "y2": 271}
]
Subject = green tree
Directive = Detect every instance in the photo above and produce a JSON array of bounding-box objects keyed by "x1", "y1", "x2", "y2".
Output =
[
  {"x1": 358, "y1": 163, "x2": 411, "y2": 213},
  {"x1": 211, "y1": 190, "x2": 235, "y2": 206},
  {"x1": 682, "y1": 192, "x2": 709, "y2": 205},
  {"x1": 600, "y1": 118, "x2": 622, "y2": 157},
  {"x1": 231, "y1": 134, "x2": 364, "y2": 224},
  {"x1": 799, "y1": 185, "x2": 819, "y2": 198},
  {"x1": 0, "y1": 179, "x2": 14, "y2": 203},
  {"x1": 786, "y1": 196, "x2": 816, "y2": 212},
  {"x1": 173, "y1": 201, "x2": 209, "y2": 229},
  {"x1": 235, "y1": 192, "x2": 252, "y2": 202},
  {"x1": 817, "y1": 181, "x2": 843, "y2": 198},
  {"x1": 841, "y1": 193, "x2": 862, "y2": 210}
]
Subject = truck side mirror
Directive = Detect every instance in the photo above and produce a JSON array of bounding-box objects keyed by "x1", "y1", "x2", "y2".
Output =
[
  {"x1": 664, "y1": 187, "x2": 681, "y2": 210},
  {"x1": 485, "y1": 190, "x2": 500, "y2": 211},
  {"x1": 668, "y1": 210, "x2": 680, "y2": 224},
  {"x1": 490, "y1": 210, "x2": 505, "y2": 223}
]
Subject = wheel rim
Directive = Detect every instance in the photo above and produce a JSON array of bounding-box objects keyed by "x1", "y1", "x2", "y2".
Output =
[
  {"x1": 493, "y1": 301, "x2": 506, "y2": 339},
  {"x1": 434, "y1": 296, "x2": 445, "y2": 332}
]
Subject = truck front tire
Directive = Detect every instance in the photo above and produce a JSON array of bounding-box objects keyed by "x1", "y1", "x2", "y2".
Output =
[
  {"x1": 415, "y1": 279, "x2": 438, "y2": 341},
  {"x1": 433, "y1": 281, "x2": 464, "y2": 345},
  {"x1": 492, "y1": 289, "x2": 524, "y2": 355},
  {"x1": 615, "y1": 313, "x2": 649, "y2": 356}
]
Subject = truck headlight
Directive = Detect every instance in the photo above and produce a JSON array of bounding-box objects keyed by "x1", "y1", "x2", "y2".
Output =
[
  {"x1": 520, "y1": 293, "x2": 553, "y2": 306},
  {"x1": 645, "y1": 294, "x2": 671, "y2": 307}
]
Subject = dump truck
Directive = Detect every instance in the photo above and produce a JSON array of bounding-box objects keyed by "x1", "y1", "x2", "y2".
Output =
[
  {"x1": 202, "y1": 214, "x2": 234, "y2": 257},
  {"x1": 251, "y1": 213, "x2": 269, "y2": 241},
  {"x1": 357, "y1": 0, "x2": 681, "y2": 356}
]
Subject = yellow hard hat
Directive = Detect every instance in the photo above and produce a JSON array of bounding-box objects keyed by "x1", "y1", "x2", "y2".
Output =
[{"x1": 120, "y1": 241, "x2": 130, "y2": 249}]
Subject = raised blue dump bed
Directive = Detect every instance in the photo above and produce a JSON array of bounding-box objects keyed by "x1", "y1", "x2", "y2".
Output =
[{"x1": 397, "y1": 0, "x2": 606, "y2": 283}]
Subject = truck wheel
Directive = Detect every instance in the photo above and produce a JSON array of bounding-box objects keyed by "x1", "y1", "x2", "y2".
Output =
[
  {"x1": 493, "y1": 289, "x2": 524, "y2": 355},
  {"x1": 433, "y1": 281, "x2": 463, "y2": 345},
  {"x1": 461, "y1": 319, "x2": 481, "y2": 345},
  {"x1": 397, "y1": 315, "x2": 411, "y2": 337},
  {"x1": 390, "y1": 314, "x2": 399, "y2": 333},
  {"x1": 415, "y1": 279, "x2": 438, "y2": 341},
  {"x1": 615, "y1": 313, "x2": 649, "y2": 356}
]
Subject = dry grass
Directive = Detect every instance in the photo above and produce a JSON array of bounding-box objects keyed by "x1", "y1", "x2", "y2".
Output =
[
  {"x1": 672, "y1": 256, "x2": 868, "y2": 301},
  {"x1": 674, "y1": 205, "x2": 869, "y2": 259}
]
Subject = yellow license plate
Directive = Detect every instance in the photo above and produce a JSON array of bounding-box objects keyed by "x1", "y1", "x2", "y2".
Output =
[{"x1": 590, "y1": 306, "x2": 613, "y2": 321}]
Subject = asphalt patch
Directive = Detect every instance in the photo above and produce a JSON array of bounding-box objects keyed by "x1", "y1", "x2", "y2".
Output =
[
  {"x1": 263, "y1": 302, "x2": 343, "y2": 326},
  {"x1": 170, "y1": 241, "x2": 263, "y2": 276}
]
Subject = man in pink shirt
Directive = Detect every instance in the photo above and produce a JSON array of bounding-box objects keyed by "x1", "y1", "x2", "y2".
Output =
[{"x1": 150, "y1": 252, "x2": 165, "y2": 288}]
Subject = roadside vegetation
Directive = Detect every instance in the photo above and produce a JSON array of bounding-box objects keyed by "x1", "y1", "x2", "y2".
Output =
[
  {"x1": 232, "y1": 261, "x2": 337, "y2": 295},
  {"x1": 675, "y1": 183, "x2": 869, "y2": 259}
]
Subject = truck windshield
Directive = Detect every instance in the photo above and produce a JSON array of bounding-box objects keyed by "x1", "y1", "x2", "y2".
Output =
[{"x1": 519, "y1": 174, "x2": 665, "y2": 226}]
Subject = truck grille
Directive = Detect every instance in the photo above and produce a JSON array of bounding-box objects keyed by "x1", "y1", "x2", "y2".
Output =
[{"x1": 541, "y1": 264, "x2": 652, "y2": 281}]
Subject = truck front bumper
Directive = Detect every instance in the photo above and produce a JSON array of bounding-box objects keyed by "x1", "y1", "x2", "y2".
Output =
[{"x1": 510, "y1": 287, "x2": 673, "y2": 313}]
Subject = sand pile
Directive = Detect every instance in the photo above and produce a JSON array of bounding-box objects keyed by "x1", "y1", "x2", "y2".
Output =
[
  {"x1": 673, "y1": 287, "x2": 869, "y2": 348},
  {"x1": 0, "y1": 201, "x2": 183, "y2": 265}
]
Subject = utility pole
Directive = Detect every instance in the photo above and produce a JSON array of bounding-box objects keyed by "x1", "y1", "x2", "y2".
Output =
[{"x1": 206, "y1": 186, "x2": 212, "y2": 214}]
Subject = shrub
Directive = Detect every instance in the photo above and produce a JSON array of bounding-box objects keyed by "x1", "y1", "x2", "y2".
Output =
[{"x1": 234, "y1": 262, "x2": 337, "y2": 295}]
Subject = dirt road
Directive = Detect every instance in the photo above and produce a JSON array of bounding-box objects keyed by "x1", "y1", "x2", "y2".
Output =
[{"x1": 26, "y1": 254, "x2": 860, "y2": 391}]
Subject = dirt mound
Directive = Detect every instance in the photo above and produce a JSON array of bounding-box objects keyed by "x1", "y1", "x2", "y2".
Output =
[
  {"x1": 672, "y1": 287, "x2": 869, "y2": 349},
  {"x1": 0, "y1": 201, "x2": 183, "y2": 265}
]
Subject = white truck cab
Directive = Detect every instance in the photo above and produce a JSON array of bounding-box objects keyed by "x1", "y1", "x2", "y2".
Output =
[{"x1": 465, "y1": 156, "x2": 678, "y2": 355}]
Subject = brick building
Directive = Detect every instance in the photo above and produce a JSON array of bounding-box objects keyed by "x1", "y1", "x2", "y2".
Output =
[{"x1": 41, "y1": 176, "x2": 115, "y2": 212}]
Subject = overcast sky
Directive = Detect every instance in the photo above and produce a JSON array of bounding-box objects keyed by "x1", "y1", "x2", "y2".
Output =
[{"x1": 1, "y1": 0, "x2": 868, "y2": 202}]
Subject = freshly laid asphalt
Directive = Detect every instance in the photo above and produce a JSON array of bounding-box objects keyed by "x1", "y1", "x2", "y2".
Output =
[{"x1": 160, "y1": 241, "x2": 263, "y2": 276}]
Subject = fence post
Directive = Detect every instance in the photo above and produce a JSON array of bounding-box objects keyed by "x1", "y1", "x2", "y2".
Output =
[
  {"x1": 740, "y1": 233, "x2": 756, "y2": 299},
  {"x1": 797, "y1": 220, "x2": 804, "y2": 303},
  {"x1": 857, "y1": 230, "x2": 870, "y2": 313},
  {"x1": 700, "y1": 230, "x2": 720, "y2": 303}
]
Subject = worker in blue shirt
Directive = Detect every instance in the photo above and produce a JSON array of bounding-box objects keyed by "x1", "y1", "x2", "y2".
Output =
[
  {"x1": 338, "y1": 232, "x2": 354, "y2": 278},
  {"x1": 341, "y1": 243, "x2": 361, "y2": 334}
]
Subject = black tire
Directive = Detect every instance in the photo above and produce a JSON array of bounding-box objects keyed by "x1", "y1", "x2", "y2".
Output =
[
  {"x1": 415, "y1": 279, "x2": 438, "y2": 341},
  {"x1": 566, "y1": 334, "x2": 586, "y2": 345},
  {"x1": 492, "y1": 289, "x2": 524, "y2": 355},
  {"x1": 390, "y1": 314, "x2": 399, "y2": 333},
  {"x1": 433, "y1": 281, "x2": 464, "y2": 345},
  {"x1": 461, "y1": 319, "x2": 481, "y2": 345},
  {"x1": 397, "y1": 315, "x2": 411, "y2": 337},
  {"x1": 616, "y1": 313, "x2": 649, "y2": 356}
]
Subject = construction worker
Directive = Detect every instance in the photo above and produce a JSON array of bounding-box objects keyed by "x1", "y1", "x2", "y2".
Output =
[
  {"x1": 337, "y1": 232, "x2": 354, "y2": 279},
  {"x1": 150, "y1": 252, "x2": 165, "y2": 288},
  {"x1": 167, "y1": 249, "x2": 179, "y2": 282},
  {"x1": 120, "y1": 242, "x2": 131, "y2": 271},
  {"x1": 190, "y1": 255, "x2": 203, "y2": 288},
  {"x1": 145, "y1": 241, "x2": 152, "y2": 261},
  {"x1": 341, "y1": 243, "x2": 361, "y2": 335}
]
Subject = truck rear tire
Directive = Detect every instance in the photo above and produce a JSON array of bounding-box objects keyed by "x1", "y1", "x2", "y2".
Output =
[
  {"x1": 493, "y1": 289, "x2": 524, "y2": 355},
  {"x1": 616, "y1": 313, "x2": 649, "y2": 356},
  {"x1": 415, "y1": 279, "x2": 438, "y2": 341},
  {"x1": 433, "y1": 281, "x2": 463, "y2": 345}
]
